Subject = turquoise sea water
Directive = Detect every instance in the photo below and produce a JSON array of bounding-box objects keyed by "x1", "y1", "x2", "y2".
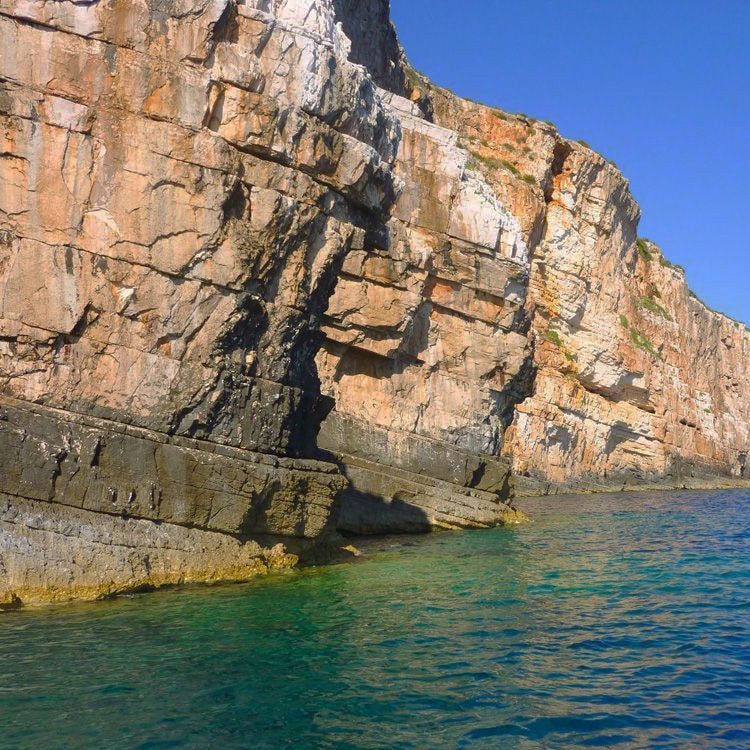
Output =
[{"x1": 1, "y1": 489, "x2": 749, "y2": 749}]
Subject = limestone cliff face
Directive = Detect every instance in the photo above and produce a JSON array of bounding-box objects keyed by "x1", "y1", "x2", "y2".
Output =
[
  {"x1": 315, "y1": 10, "x2": 750, "y2": 505},
  {"x1": 315, "y1": 90, "x2": 531, "y2": 532},
  {"x1": 0, "y1": 0, "x2": 747, "y2": 604},
  {"x1": 0, "y1": 0, "x2": 403, "y2": 603},
  {"x1": 420, "y1": 88, "x2": 750, "y2": 495}
]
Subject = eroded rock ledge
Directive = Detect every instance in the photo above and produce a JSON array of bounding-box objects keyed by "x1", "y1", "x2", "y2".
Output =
[{"x1": 1, "y1": 0, "x2": 748, "y2": 604}]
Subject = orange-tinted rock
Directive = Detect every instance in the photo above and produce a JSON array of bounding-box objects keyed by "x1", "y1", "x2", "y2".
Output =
[
  {"x1": 0, "y1": 0, "x2": 403, "y2": 603},
  {"x1": 3, "y1": 0, "x2": 747, "y2": 604}
]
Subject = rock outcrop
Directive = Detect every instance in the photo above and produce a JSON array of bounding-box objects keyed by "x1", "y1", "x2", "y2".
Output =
[
  {"x1": 419, "y1": 88, "x2": 750, "y2": 496},
  {"x1": 0, "y1": 0, "x2": 747, "y2": 604},
  {"x1": 0, "y1": 0, "x2": 401, "y2": 603}
]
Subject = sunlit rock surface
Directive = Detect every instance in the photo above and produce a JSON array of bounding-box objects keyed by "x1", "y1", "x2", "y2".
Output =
[
  {"x1": 1, "y1": 0, "x2": 748, "y2": 603},
  {"x1": 0, "y1": 0, "x2": 399, "y2": 602},
  {"x1": 321, "y1": 45, "x2": 750, "y2": 503}
]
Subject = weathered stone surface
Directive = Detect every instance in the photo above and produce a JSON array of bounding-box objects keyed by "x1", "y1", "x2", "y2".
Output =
[
  {"x1": 0, "y1": 494, "x2": 297, "y2": 607},
  {"x1": 0, "y1": 0, "x2": 402, "y2": 603},
  {"x1": 315, "y1": 88, "x2": 529, "y2": 529},
  {"x1": 0, "y1": 396, "x2": 344, "y2": 540},
  {"x1": 0, "y1": 7, "x2": 397, "y2": 453},
  {"x1": 381, "y1": 76, "x2": 750, "y2": 497},
  {"x1": 3, "y1": 0, "x2": 749, "y2": 605},
  {"x1": 336, "y1": 455, "x2": 515, "y2": 535},
  {"x1": 316, "y1": 5, "x2": 750, "y2": 508}
]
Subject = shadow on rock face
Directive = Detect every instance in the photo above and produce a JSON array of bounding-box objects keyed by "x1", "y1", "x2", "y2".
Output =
[{"x1": 334, "y1": 483, "x2": 434, "y2": 537}]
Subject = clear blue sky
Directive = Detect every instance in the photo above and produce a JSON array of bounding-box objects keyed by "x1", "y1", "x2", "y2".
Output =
[{"x1": 390, "y1": 0, "x2": 750, "y2": 323}]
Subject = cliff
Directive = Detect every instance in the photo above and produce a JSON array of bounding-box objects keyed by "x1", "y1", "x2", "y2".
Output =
[
  {"x1": 0, "y1": 0, "x2": 747, "y2": 605},
  {"x1": 419, "y1": 86, "x2": 750, "y2": 496}
]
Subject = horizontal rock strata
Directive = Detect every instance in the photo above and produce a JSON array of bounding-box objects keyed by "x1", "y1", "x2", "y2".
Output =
[
  {"x1": 2, "y1": 0, "x2": 749, "y2": 603},
  {"x1": 426, "y1": 92, "x2": 750, "y2": 497},
  {"x1": 321, "y1": 47, "x2": 750, "y2": 501},
  {"x1": 0, "y1": 396, "x2": 343, "y2": 540},
  {"x1": 0, "y1": 0, "x2": 403, "y2": 603},
  {"x1": 0, "y1": 495, "x2": 297, "y2": 607}
]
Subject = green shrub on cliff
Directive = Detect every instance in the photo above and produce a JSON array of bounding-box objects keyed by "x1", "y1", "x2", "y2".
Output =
[
  {"x1": 640, "y1": 296, "x2": 672, "y2": 321},
  {"x1": 630, "y1": 327, "x2": 662, "y2": 360},
  {"x1": 544, "y1": 330, "x2": 577, "y2": 366},
  {"x1": 545, "y1": 330, "x2": 563, "y2": 347},
  {"x1": 467, "y1": 151, "x2": 535, "y2": 186},
  {"x1": 659, "y1": 255, "x2": 685, "y2": 273},
  {"x1": 636, "y1": 239, "x2": 653, "y2": 262},
  {"x1": 501, "y1": 159, "x2": 521, "y2": 176},
  {"x1": 467, "y1": 150, "x2": 503, "y2": 171},
  {"x1": 404, "y1": 64, "x2": 430, "y2": 94}
]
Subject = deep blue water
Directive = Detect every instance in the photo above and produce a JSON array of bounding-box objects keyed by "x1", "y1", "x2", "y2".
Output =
[{"x1": 1, "y1": 489, "x2": 749, "y2": 749}]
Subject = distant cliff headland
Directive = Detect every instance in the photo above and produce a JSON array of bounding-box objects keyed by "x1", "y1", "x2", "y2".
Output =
[{"x1": 1, "y1": 0, "x2": 748, "y2": 606}]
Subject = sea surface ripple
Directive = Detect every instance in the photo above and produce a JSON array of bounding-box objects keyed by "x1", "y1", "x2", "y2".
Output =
[{"x1": 1, "y1": 489, "x2": 749, "y2": 748}]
